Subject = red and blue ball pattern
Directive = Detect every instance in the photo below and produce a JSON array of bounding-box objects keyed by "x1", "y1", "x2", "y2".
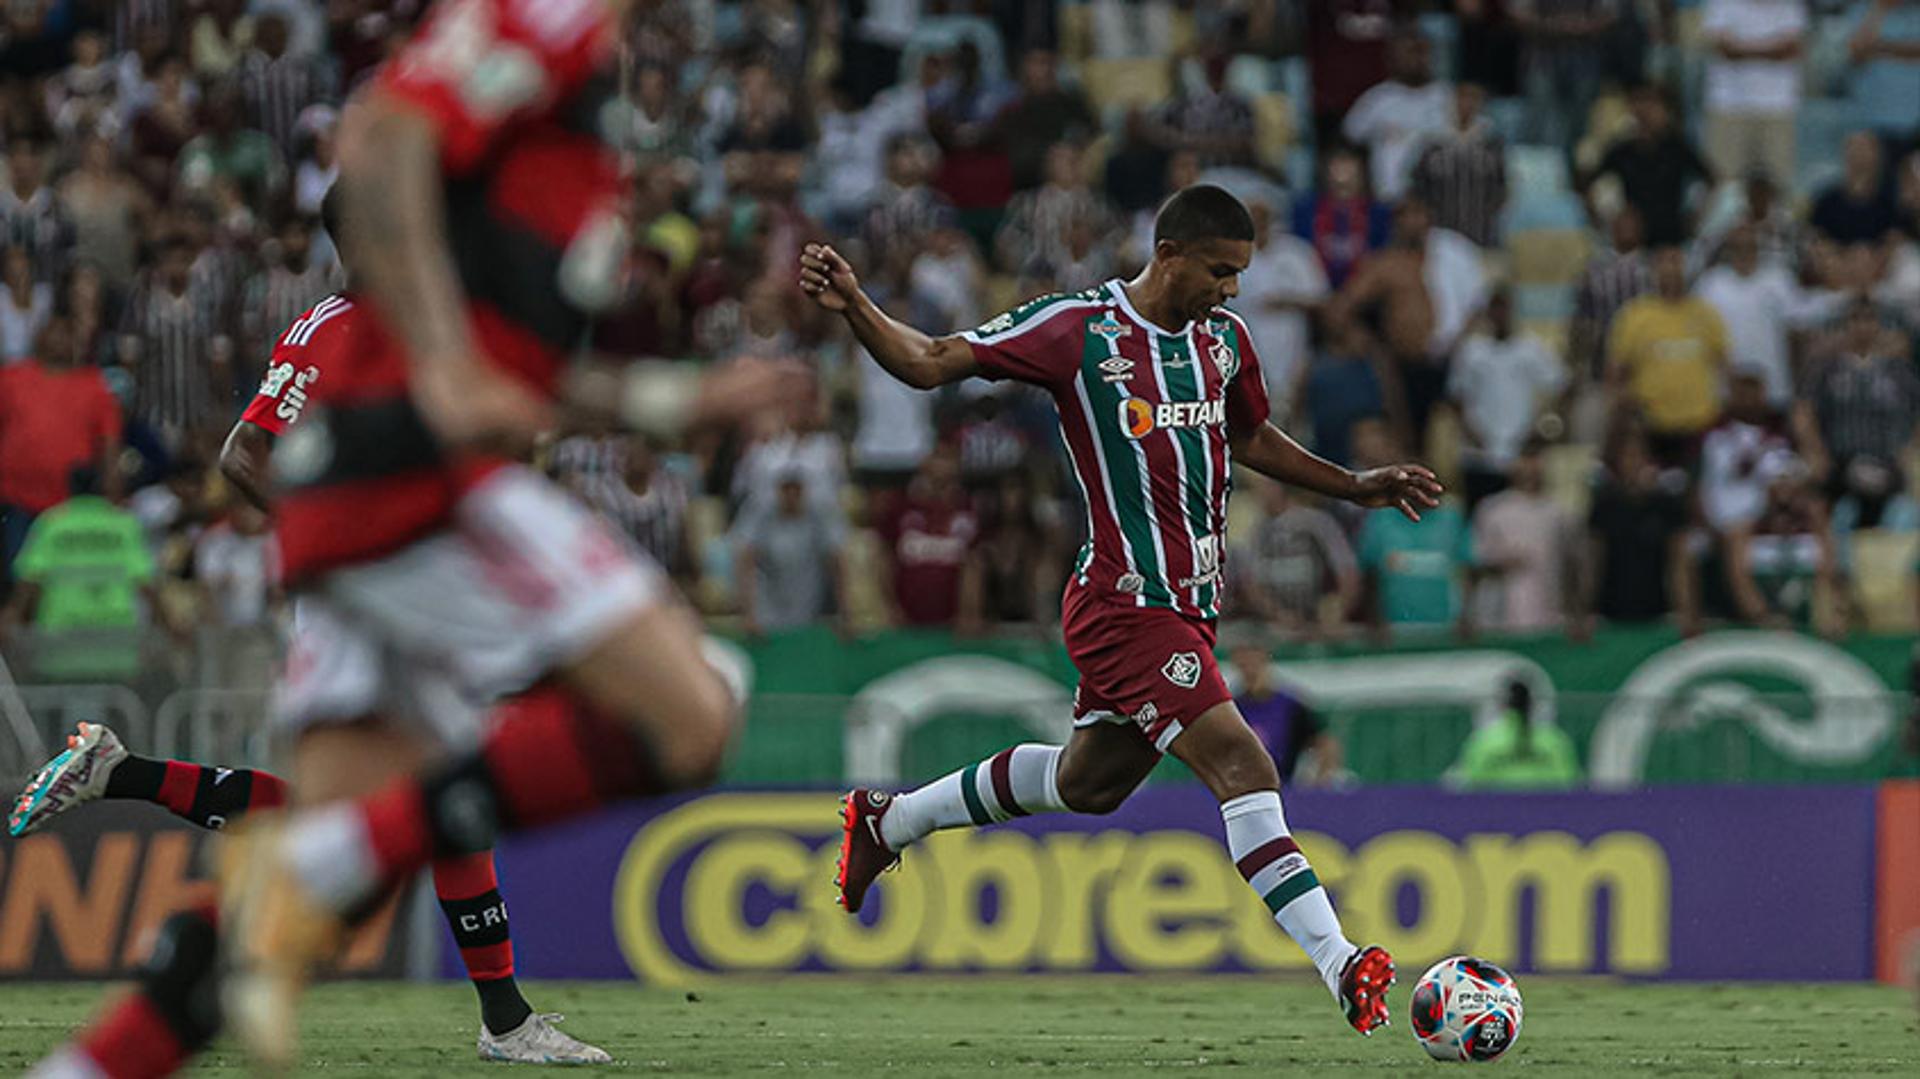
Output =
[{"x1": 1410, "y1": 956, "x2": 1524, "y2": 1063}]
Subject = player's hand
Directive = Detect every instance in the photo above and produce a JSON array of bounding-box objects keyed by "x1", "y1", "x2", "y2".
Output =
[
  {"x1": 413, "y1": 356, "x2": 555, "y2": 455},
  {"x1": 1351, "y1": 464, "x2": 1445, "y2": 522},
  {"x1": 799, "y1": 243, "x2": 860, "y2": 312},
  {"x1": 694, "y1": 356, "x2": 814, "y2": 429}
]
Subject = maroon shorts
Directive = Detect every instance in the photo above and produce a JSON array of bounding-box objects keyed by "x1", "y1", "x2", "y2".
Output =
[{"x1": 1060, "y1": 580, "x2": 1230, "y2": 752}]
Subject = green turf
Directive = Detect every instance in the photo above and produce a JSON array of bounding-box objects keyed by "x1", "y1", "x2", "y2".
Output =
[{"x1": 1, "y1": 977, "x2": 1915, "y2": 1075}]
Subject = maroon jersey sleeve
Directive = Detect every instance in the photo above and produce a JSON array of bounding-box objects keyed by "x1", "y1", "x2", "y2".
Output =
[
  {"x1": 1218, "y1": 310, "x2": 1272, "y2": 436},
  {"x1": 957, "y1": 298, "x2": 1097, "y2": 388},
  {"x1": 376, "y1": 0, "x2": 614, "y2": 174},
  {"x1": 243, "y1": 296, "x2": 353, "y2": 435}
]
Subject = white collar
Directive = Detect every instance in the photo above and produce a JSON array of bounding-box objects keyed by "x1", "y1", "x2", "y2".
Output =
[{"x1": 1108, "y1": 279, "x2": 1192, "y2": 338}]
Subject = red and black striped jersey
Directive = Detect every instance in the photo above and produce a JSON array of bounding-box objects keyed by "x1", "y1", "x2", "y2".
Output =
[{"x1": 960, "y1": 281, "x2": 1272, "y2": 620}]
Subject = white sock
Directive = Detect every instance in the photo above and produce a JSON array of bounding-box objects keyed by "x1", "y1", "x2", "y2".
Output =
[
  {"x1": 1221, "y1": 790, "x2": 1356, "y2": 997},
  {"x1": 880, "y1": 744, "x2": 1066, "y2": 850},
  {"x1": 27, "y1": 1046, "x2": 107, "y2": 1079}
]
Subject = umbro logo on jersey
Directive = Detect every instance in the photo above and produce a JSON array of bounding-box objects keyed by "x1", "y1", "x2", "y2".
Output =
[
  {"x1": 1087, "y1": 314, "x2": 1131, "y2": 342},
  {"x1": 1162, "y1": 652, "x2": 1203, "y2": 689},
  {"x1": 1120, "y1": 397, "x2": 1226, "y2": 439},
  {"x1": 1097, "y1": 356, "x2": 1135, "y2": 383}
]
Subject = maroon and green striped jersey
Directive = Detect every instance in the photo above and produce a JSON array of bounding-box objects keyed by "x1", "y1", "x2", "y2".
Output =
[{"x1": 959, "y1": 280, "x2": 1271, "y2": 620}]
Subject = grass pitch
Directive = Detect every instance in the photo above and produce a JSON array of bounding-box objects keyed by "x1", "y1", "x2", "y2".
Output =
[{"x1": 0, "y1": 976, "x2": 1915, "y2": 1075}]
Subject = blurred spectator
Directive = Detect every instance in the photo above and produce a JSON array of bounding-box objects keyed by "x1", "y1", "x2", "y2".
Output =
[
  {"x1": 1103, "y1": 107, "x2": 1173, "y2": 216},
  {"x1": 1848, "y1": 0, "x2": 1920, "y2": 143},
  {"x1": 1233, "y1": 481, "x2": 1361, "y2": 635},
  {"x1": 1304, "y1": 317, "x2": 1391, "y2": 469},
  {"x1": 1306, "y1": 0, "x2": 1396, "y2": 149},
  {"x1": 1333, "y1": 196, "x2": 1488, "y2": 448},
  {"x1": 1090, "y1": 0, "x2": 1180, "y2": 57},
  {"x1": 1793, "y1": 299, "x2": 1920, "y2": 530},
  {"x1": 909, "y1": 225, "x2": 984, "y2": 333},
  {"x1": 45, "y1": 30, "x2": 119, "y2": 140},
  {"x1": 863, "y1": 136, "x2": 957, "y2": 282},
  {"x1": 927, "y1": 41, "x2": 1016, "y2": 252},
  {"x1": 1699, "y1": 0, "x2": 1806, "y2": 187},
  {"x1": 1810, "y1": 133, "x2": 1898, "y2": 292},
  {"x1": 876, "y1": 445, "x2": 981, "y2": 629},
  {"x1": 1703, "y1": 370, "x2": 1800, "y2": 538},
  {"x1": 1456, "y1": 0, "x2": 1523, "y2": 98},
  {"x1": 1293, "y1": 143, "x2": 1391, "y2": 290},
  {"x1": 1237, "y1": 195, "x2": 1331, "y2": 426},
  {"x1": 1448, "y1": 289, "x2": 1568, "y2": 508},
  {"x1": 1342, "y1": 30, "x2": 1453, "y2": 203},
  {"x1": 1451, "y1": 680, "x2": 1582, "y2": 789},
  {"x1": 1410, "y1": 81, "x2": 1508, "y2": 248},
  {"x1": 1151, "y1": 49, "x2": 1257, "y2": 171},
  {"x1": 1606, "y1": 245, "x2": 1730, "y2": 465},
  {"x1": 971, "y1": 470, "x2": 1066, "y2": 625},
  {"x1": 954, "y1": 392, "x2": 1030, "y2": 489},
  {"x1": 127, "y1": 57, "x2": 202, "y2": 196},
  {"x1": 62, "y1": 262, "x2": 116, "y2": 368},
  {"x1": 1695, "y1": 223, "x2": 1843, "y2": 409},
  {"x1": 1697, "y1": 170, "x2": 1802, "y2": 276},
  {"x1": 2, "y1": 139, "x2": 73, "y2": 282},
  {"x1": 194, "y1": 500, "x2": 273, "y2": 628},
  {"x1": 1230, "y1": 642, "x2": 1346, "y2": 787},
  {"x1": 57, "y1": 133, "x2": 151, "y2": 290},
  {"x1": 994, "y1": 141, "x2": 1116, "y2": 280},
  {"x1": 1000, "y1": 49, "x2": 1096, "y2": 192},
  {"x1": 1581, "y1": 83, "x2": 1713, "y2": 246},
  {"x1": 734, "y1": 472, "x2": 849, "y2": 637},
  {"x1": 191, "y1": 0, "x2": 255, "y2": 81},
  {"x1": 1570, "y1": 205, "x2": 1652, "y2": 380},
  {"x1": 236, "y1": 12, "x2": 335, "y2": 155},
  {"x1": 240, "y1": 214, "x2": 337, "y2": 365},
  {"x1": 1357, "y1": 425, "x2": 1475, "y2": 634},
  {"x1": 290, "y1": 106, "x2": 338, "y2": 220},
  {"x1": 0, "y1": 245, "x2": 53, "y2": 362},
  {"x1": 592, "y1": 437, "x2": 696, "y2": 585},
  {"x1": 1511, "y1": 0, "x2": 1619, "y2": 151},
  {"x1": 177, "y1": 85, "x2": 285, "y2": 212},
  {"x1": 719, "y1": 61, "x2": 809, "y2": 202},
  {"x1": 119, "y1": 235, "x2": 231, "y2": 451},
  {"x1": 610, "y1": 64, "x2": 698, "y2": 164},
  {"x1": 1584, "y1": 426, "x2": 1697, "y2": 629},
  {"x1": 1470, "y1": 440, "x2": 1573, "y2": 632},
  {"x1": 0, "y1": 317, "x2": 122, "y2": 570}
]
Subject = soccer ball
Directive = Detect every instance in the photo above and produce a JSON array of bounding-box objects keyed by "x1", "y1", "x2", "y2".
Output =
[{"x1": 1408, "y1": 956, "x2": 1524, "y2": 1063}]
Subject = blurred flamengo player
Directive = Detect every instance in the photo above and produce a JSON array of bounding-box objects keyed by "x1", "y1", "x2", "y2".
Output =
[
  {"x1": 31, "y1": 0, "x2": 786, "y2": 1072},
  {"x1": 803, "y1": 185, "x2": 1445, "y2": 1036},
  {"x1": 17, "y1": 195, "x2": 611, "y2": 1075}
]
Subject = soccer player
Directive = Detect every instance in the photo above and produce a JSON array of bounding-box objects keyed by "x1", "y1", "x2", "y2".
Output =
[
  {"x1": 803, "y1": 185, "x2": 1444, "y2": 1035},
  {"x1": 62, "y1": 0, "x2": 782, "y2": 1070},
  {"x1": 16, "y1": 196, "x2": 611, "y2": 1069}
]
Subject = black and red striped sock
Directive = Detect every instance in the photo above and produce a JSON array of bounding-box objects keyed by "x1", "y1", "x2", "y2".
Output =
[
  {"x1": 105, "y1": 756, "x2": 290, "y2": 831},
  {"x1": 432, "y1": 851, "x2": 533, "y2": 1036},
  {"x1": 63, "y1": 904, "x2": 220, "y2": 1079}
]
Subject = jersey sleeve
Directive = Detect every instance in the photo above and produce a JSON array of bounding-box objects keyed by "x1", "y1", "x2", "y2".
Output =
[
  {"x1": 957, "y1": 298, "x2": 1089, "y2": 387},
  {"x1": 1219, "y1": 311, "x2": 1272, "y2": 435},
  {"x1": 243, "y1": 298, "x2": 349, "y2": 435},
  {"x1": 376, "y1": 0, "x2": 614, "y2": 174}
]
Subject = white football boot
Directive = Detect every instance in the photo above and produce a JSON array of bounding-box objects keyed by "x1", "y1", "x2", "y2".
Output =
[
  {"x1": 478, "y1": 1013, "x2": 613, "y2": 1065},
  {"x1": 10, "y1": 722, "x2": 128, "y2": 836}
]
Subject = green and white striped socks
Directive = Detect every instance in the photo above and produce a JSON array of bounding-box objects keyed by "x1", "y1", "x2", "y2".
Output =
[
  {"x1": 1223, "y1": 790, "x2": 1355, "y2": 997},
  {"x1": 880, "y1": 744, "x2": 1066, "y2": 850}
]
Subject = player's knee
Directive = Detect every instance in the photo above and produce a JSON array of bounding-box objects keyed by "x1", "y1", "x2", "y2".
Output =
[
  {"x1": 136, "y1": 905, "x2": 223, "y2": 1050},
  {"x1": 1057, "y1": 772, "x2": 1131, "y2": 815},
  {"x1": 656, "y1": 667, "x2": 738, "y2": 789}
]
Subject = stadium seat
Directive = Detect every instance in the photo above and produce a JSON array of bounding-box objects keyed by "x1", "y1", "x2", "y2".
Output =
[
  {"x1": 1849, "y1": 530, "x2": 1919, "y2": 632},
  {"x1": 1511, "y1": 282, "x2": 1575, "y2": 322},
  {"x1": 1252, "y1": 92, "x2": 1295, "y2": 171},
  {"x1": 1505, "y1": 145, "x2": 1570, "y2": 195},
  {"x1": 1506, "y1": 228, "x2": 1591, "y2": 287},
  {"x1": 1502, "y1": 191, "x2": 1588, "y2": 234},
  {"x1": 1795, "y1": 98, "x2": 1855, "y2": 197},
  {"x1": 1080, "y1": 57, "x2": 1174, "y2": 114}
]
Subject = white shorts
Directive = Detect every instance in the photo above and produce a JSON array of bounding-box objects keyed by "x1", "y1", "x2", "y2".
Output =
[{"x1": 273, "y1": 466, "x2": 666, "y2": 746}]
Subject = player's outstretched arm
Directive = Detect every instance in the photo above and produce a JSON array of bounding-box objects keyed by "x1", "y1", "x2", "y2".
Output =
[
  {"x1": 799, "y1": 243, "x2": 979, "y2": 389},
  {"x1": 1233, "y1": 421, "x2": 1444, "y2": 522}
]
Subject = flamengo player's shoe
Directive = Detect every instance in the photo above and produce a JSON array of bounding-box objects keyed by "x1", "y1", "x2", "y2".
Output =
[
  {"x1": 835, "y1": 789, "x2": 900, "y2": 914},
  {"x1": 478, "y1": 1013, "x2": 614, "y2": 1065},
  {"x1": 10, "y1": 722, "x2": 128, "y2": 836},
  {"x1": 217, "y1": 816, "x2": 346, "y2": 1070},
  {"x1": 1339, "y1": 944, "x2": 1396, "y2": 1035}
]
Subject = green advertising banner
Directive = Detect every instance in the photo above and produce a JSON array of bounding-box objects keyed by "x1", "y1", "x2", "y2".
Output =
[{"x1": 721, "y1": 628, "x2": 1919, "y2": 787}]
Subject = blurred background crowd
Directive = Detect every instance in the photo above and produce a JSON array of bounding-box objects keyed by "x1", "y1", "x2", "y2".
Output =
[{"x1": 5, "y1": 0, "x2": 1920, "y2": 687}]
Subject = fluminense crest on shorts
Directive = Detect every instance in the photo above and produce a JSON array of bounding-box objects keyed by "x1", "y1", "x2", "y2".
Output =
[{"x1": 1161, "y1": 651, "x2": 1202, "y2": 689}]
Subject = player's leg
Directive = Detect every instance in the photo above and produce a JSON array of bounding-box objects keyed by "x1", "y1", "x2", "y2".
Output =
[
  {"x1": 837, "y1": 720, "x2": 1159, "y2": 911},
  {"x1": 1168, "y1": 699, "x2": 1393, "y2": 1034},
  {"x1": 26, "y1": 903, "x2": 221, "y2": 1079},
  {"x1": 9, "y1": 722, "x2": 290, "y2": 836}
]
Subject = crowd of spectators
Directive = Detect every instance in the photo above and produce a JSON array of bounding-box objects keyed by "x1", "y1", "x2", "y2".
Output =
[{"x1": 4, "y1": 0, "x2": 1920, "y2": 671}]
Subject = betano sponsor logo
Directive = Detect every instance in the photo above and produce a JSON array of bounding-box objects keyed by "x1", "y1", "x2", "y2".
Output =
[
  {"x1": 1119, "y1": 398, "x2": 1225, "y2": 439},
  {"x1": 610, "y1": 793, "x2": 1671, "y2": 984}
]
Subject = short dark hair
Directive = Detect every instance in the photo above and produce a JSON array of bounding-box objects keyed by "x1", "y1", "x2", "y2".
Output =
[{"x1": 1153, "y1": 184, "x2": 1255, "y2": 247}]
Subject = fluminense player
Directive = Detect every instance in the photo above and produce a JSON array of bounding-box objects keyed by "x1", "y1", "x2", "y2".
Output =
[
  {"x1": 802, "y1": 184, "x2": 1445, "y2": 1035},
  {"x1": 18, "y1": 196, "x2": 612, "y2": 1076}
]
